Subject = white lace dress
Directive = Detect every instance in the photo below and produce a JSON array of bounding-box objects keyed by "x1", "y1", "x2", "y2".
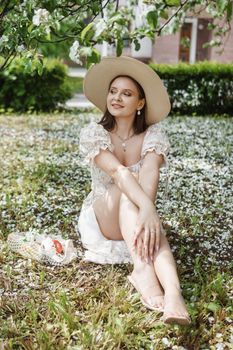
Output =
[{"x1": 77, "y1": 121, "x2": 170, "y2": 264}]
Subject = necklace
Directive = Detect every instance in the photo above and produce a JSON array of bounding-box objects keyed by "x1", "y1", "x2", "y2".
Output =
[{"x1": 115, "y1": 131, "x2": 135, "y2": 152}]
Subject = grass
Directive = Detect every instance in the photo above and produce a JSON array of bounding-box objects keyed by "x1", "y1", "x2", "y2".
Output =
[{"x1": 0, "y1": 112, "x2": 232, "y2": 350}]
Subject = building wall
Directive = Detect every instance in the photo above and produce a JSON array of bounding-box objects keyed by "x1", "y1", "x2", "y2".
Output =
[
  {"x1": 150, "y1": 18, "x2": 233, "y2": 64},
  {"x1": 210, "y1": 20, "x2": 233, "y2": 63},
  {"x1": 152, "y1": 33, "x2": 180, "y2": 64}
]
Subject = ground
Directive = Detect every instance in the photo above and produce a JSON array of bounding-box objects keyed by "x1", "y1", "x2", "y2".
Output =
[{"x1": 0, "y1": 112, "x2": 232, "y2": 350}]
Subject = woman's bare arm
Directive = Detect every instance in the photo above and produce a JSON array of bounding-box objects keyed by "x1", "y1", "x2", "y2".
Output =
[
  {"x1": 134, "y1": 151, "x2": 165, "y2": 261},
  {"x1": 138, "y1": 151, "x2": 164, "y2": 202},
  {"x1": 94, "y1": 149, "x2": 153, "y2": 210}
]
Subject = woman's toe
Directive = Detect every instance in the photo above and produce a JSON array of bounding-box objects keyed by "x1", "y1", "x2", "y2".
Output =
[{"x1": 151, "y1": 296, "x2": 164, "y2": 308}]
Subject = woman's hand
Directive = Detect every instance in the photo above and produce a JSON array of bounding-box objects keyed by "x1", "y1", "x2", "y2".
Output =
[
  {"x1": 133, "y1": 229, "x2": 155, "y2": 264},
  {"x1": 133, "y1": 201, "x2": 162, "y2": 263}
]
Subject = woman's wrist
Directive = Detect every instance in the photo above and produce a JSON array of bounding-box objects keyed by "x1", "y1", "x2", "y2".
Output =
[{"x1": 139, "y1": 197, "x2": 154, "y2": 211}]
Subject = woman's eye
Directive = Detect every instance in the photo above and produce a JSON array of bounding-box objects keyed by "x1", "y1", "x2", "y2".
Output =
[{"x1": 109, "y1": 90, "x2": 131, "y2": 96}]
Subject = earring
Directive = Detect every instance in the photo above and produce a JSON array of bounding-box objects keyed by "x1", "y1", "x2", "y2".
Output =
[{"x1": 137, "y1": 109, "x2": 141, "y2": 116}]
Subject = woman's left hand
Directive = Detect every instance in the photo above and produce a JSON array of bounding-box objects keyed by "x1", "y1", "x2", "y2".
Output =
[{"x1": 133, "y1": 212, "x2": 162, "y2": 263}]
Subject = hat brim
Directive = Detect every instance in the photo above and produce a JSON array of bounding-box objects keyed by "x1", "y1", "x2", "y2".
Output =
[{"x1": 83, "y1": 56, "x2": 171, "y2": 125}]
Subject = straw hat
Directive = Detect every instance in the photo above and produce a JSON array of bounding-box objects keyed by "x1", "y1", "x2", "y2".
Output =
[{"x1": 83, "y1": 55, "x2": 171, "y2": 125}]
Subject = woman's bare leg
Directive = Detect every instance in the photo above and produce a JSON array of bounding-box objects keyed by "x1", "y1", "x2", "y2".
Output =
[
  {"x1": 93, "y1": 178, "x2": 190, "y2": 320},
  {"x1": 118, "y1": 192, "x2": 164, "y2": 309},
  {"x1": 152, "y1": 234, "x2": 190, "y2": 322},
  {"x1": 119, "y1": 194, "x2": 190, "y2": 321},
  {"x1": 93, "y1": 184, "x2": 164, "y2": 309},
  {"x1": 119, "y1": 193, "x2": 188, "y2": 323}
]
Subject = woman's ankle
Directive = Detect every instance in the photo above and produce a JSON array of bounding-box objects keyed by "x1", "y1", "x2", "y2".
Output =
[{"x1": 164, "y1": 284, "x2": 182, "y2": 296}]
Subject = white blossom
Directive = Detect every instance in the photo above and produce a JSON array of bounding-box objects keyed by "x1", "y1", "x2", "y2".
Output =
[
  {"x1": 135, "y1": 1, "x2": 155, "y2": 27},
  {"x1": 17, "y1": 44, "x2": 26, "y2": 53},
  {"x1": 94, "y1": 18, "x2": 108, "y2": 37},
  {"x1": 32, "y1": 8, "x2": 50, "y2": 26},
  {"x1": 69, "y1": 41, "x2": 82, "y2": 65},
  {"x1": 0, "y1": 35, "x2": 9, "y2": 45}
]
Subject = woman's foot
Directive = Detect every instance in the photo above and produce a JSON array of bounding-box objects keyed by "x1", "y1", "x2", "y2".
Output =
[
  {"x1": 129, "y1": 268, "x2": 164, "y2": 311},
  {"x1": 161, "y1": 290, "x2": 191, "y2": 325}
]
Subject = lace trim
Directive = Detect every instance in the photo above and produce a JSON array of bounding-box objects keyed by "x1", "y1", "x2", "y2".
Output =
[
  {"x1": 141, "y1": 146, "x2": 168, "y2": 168},
  {"x1": 79, "y1": 121, "x2": 114, "y2": 166},
  {"x1": 83, "y1": 241, "x2": 133, "y2": 264}
]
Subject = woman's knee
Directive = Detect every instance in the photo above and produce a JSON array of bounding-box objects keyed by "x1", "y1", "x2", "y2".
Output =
[{"x1": 158, "y1": 232, "x2": 172, "y2": 253}]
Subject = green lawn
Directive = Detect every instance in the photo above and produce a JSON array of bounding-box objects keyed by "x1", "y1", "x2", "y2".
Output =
[{"x1": 0, "y1": 113, "x2": 232, "y2": 350}]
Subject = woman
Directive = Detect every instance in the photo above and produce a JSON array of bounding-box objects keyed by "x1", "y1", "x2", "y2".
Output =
[{"x1": 77, "y1": 56, "x2": 191, "y2": 325}]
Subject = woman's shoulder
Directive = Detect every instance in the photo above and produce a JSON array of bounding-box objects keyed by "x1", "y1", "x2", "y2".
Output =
[
  {"x1": 145, "y1": 122, "x2": 165, "y2": 135},
  {"x1": 79, "y1": 121, "x2": 113, "y2": 166},
  {"x1": 79, "y1": 121, "x2": 112, "y2": 149},
  {"x1": 80, "y1": 121, "x2": 109, "y2": 138},
  {"x1": 142, "y1": 122, "x2": 170, "y2": 149}
]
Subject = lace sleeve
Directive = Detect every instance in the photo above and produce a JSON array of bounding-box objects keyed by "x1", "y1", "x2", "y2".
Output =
[
  {"x1": 79, "y1": 121, "x2": 114, "y2": 166},
  {"x1": 141, "y1": 122, "x2": 170, "y2": 168}
]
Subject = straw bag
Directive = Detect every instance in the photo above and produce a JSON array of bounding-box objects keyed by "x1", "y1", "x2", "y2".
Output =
[{"x1": 7, "y1": 231, "x2": 78, "y2": 266}]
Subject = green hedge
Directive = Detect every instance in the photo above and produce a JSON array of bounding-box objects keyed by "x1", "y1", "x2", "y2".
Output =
[
  {"x1": 66, "y1": 76, "x2": 83, "y2": 94},
  {"x1": 0, "y1": 58, "x2": 72, "y2": 112},
  {"x1": 150, "y1": 61, "x2": 233, "y2": 116},
  {"x1": 1, "y1": 59, "x2": 232, "y2": 115}
]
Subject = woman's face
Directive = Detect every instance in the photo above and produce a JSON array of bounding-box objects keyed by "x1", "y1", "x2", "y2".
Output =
[{"x1": 106, "y1": 76, "x2": 145, "y2": 120}]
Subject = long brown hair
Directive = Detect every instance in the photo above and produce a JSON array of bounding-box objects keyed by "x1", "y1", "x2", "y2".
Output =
[{"x1": 98, "y1": 75, "x2": 148, "y2": 134}]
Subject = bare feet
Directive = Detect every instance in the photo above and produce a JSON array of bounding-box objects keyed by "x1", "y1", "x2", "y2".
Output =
[
  {"x1": 161, "y1": 290, "x2": 191, "y2": 325},
  {"x1": 130, "y1": 267, "x2": 164, "y2": 311}
]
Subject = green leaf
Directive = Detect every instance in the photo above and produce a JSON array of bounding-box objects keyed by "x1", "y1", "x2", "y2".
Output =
[
  {"x1": 206, "y1": 302, "x2": 221, "y2": 312},
  {"x1": 37, "y1": 61, "x2": 44, "y2": 76},
  {"x1": 45, "y1": 32, "x2": 51, "y2": 41},
  {"x1": 27, "y1": 24, "x2": 33, "y2": 34},
  {"x1": 81, "y1": 22, "x2": 94, "y2": 41},
  {"x1": 160, "y1": 9, "x2": 169, "y2": 20},
  {"x1": 24, "y1": 60, "x2": 32, "y2": 74},
  {"x1": 226, "y1": 1, "x2": 233, "y2": 21},
  {"x1": 165, "y1": 0, "x2": 181, "y2": 6},
  {"x1": 133, "y1": 40, "x2": 141, "y2": 51},
  {"x1": 146, "y1": 11, "x2": 158, "y2": 30},
  {"x1": 90, "y1": 48, "x2": 101, "y2": 63},
  {"x1": 116, "y1": 39, "x2": 123, "y2": 56}
]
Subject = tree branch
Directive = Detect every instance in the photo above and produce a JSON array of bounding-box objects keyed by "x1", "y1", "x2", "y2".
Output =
[
  {"x1": 0, "y1": 0, "x2": 15, "y2": 20},
  {"x1": 0, "y1": 50, "x2": 17, "y2": 71},
  {"x1": 156, "y1": 0, "x2": 190, "y2": 36}
]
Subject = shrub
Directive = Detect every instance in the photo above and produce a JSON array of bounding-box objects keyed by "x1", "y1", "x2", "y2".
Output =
[
  {"x1": 150, "y1": 61, "x2": 233, "y2": 116},
  {"x1": 0, "y1": 58, "x2": 72, "y2": 112}
]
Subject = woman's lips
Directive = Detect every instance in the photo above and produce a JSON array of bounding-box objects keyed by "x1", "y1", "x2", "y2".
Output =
[{"x1": 112, "y1": 104, "x2": 124, "y2": 109}]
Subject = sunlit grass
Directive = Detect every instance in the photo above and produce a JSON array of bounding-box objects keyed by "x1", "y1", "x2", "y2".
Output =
[{"x1": 0, "y1": 113, "x2": 232, "y2": 349}]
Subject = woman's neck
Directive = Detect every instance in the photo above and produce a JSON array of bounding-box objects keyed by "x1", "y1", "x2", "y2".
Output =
[{"x1": 113, "y1": 118, "x2": 134, "y2": 138}]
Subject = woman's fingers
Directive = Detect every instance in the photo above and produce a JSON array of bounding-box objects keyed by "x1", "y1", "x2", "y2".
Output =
[
  {"x1": 137, "y1": 236, "x2": 143, "y2": 261},
  {"x1": 133, "y1": 223, "x2": 143, "y2": 243},
  {"x1": 155, "y1": 222, "x2": 161, "y2": 252},
  {"x1": 149, "y1": 229, "x2": 156, "y2": 262},
  {"x1": 143, "y1": 227, "x2": 150, "y2": 263}
]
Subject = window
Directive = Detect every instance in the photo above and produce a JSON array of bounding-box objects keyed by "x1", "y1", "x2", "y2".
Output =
[{"x1": 179, "y1": 18, "x2": 213, "y2": 63}]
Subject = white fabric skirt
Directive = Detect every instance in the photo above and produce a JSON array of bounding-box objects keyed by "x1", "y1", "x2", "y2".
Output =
[{"x1": 77, "y1": 205, "x2": 133, "y2": 264}]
